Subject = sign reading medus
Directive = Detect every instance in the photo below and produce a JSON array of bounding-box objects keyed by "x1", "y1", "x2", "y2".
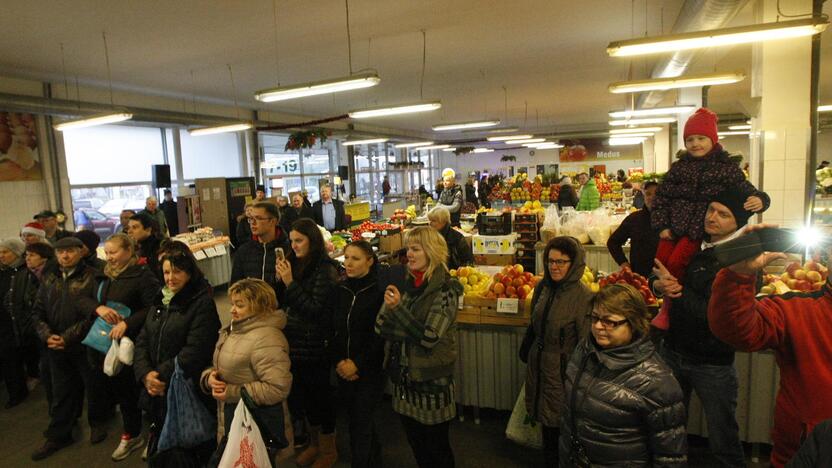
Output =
[{"x1": 558, "y1": 138, "x2": 642, "y2": 163}]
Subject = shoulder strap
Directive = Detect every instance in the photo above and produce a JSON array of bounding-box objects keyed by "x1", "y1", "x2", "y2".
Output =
[{"x1": 97, "y1": 280, "x2": 107, "y2": 303}]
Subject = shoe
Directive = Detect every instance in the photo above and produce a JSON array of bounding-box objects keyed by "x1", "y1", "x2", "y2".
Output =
[
  {"x1": 90, "y1": 426, "x2": 107, "y2": 444},
  {"x1": 31, "y1": 438, "x2": 73, "y2": 461},
  {"x1": 294, "y1": 425, "x2": 320, "y2": 466},
  {"x1": 311, "y1": 431, "x2": 338, "y2": 468},
  {"x1": 112, "y1": 434, "x2": 145, "y2": 461},
  {"x1": 141, "y1": 443, "x2": 148, "y2": 461},
  {"x1": 294, "y1": 431, "x2": 309, "y2": 448}
]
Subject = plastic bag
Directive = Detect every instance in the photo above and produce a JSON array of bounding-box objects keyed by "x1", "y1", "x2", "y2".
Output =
[
  {"x1": 560, "y1": 211, "x2": 590, "y2": 244},
  {"x1": 586, "y1": 208, "x2": 613, "y2": 245},
  {"x1": 118, "y1": 337, "x2": 134, "y2": 366},
  {"x1": 103, "y1": 340, "x2": 123, "y2": 377},
  {"x1": 158, "y1": 357, "x2": 216, "y2": 451},
  {"x1": 505, "y1": 384, "x2": 543, "y2": 449},
  {"x1": 541, "y1": 204, "x2": 560, "y2": 232},
  {"x1": 219, "y1": 399, "x2": 272, "y2": 468}
]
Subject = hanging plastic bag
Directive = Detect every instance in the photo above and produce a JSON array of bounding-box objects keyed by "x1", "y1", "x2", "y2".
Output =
[
  {"x1": 218, "y1": 399, "x2": 272, "y2": 468},
  {"x1": 560, "y1": 211, "x2": 590, "y2": 244},
  {"x1": 505, "y1": 384, "x2": 543, "y2": 449},
  {"x1": 587, "y1": 207, "x2": 613, "y2": 245},
  {"x1": 103, "y1": 340, "x2": 123, "y2": 377},
  {"x1": 118, "y1": 336, "x2": 134, "y2": 366},
  {"x1": 540, "y1": 204, "x2": 560, "y2": 243},
  {"x1": 157, "y1": 357, "x2": 216, "y2": 451}
]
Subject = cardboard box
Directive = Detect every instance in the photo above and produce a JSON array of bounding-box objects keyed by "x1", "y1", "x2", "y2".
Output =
[
  {"x1": 474, "y1": 253, "x2": 516, "y2": 266},
  {"x1": 378, "y1": 232, "x2": 403, "y2": 254},
  {"x1": 472, "y1": 233, "x2": 517, "y2": 255},
  {"x1": 460, "y1": 295, "x2": 531, "y2": 327}
]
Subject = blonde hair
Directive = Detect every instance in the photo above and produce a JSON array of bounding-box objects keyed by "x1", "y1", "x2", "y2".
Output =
[
  {"x1": 105, "y1": 233, "x2": 136, "y2": 256},
  {"x1": 427, "y1": 206, "x2": 450, "y2": 227},
  {"x1": 228, "y1": 278, "x2": 278, "y2": 316},
  {"x1": 404, "y1": 226, "x2": 448, "y2": 281},
  {"x1": 593, "y1": 284, "x2": 650, "y2": 337}
]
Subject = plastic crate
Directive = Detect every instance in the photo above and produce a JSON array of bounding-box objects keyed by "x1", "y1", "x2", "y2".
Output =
[{"x1": 477, "y1": 212, "x2": 512, "y2": 236}]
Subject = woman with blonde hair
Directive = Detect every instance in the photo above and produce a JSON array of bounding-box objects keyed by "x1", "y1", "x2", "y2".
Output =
[
  {"x1": 201, "y1": 278, "x2": 292, "y2": 464},
  {"x1": 375, "y1": 226, "x2": 463, "y2": 468},
  {"x1": 559, "y1": 284, "x2": 687, "y2": 467}
]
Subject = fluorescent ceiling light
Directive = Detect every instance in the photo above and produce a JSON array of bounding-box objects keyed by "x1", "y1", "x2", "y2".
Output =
[
  {"x1": 818, "y1": 104, "x2": 832, "y2": 112},
  {"x1": 524, "y1": 142, "x2": 564, "y2": 148},
  {"x1": 534, "y1": 144, "x2": 564, "y2": 149},
  {"x1": 463, "y1": 126, "x2": 519, "y2": 134},
  {"x1": 607, "y1": 17, "x2": 829, "y2": 57},
  {"x1": 508, "y1": 138, "x2": 546, "y2": 144},
  {"x1": 611, "y1": 133, "x2": 655, "y2": 138},
  {"x1": 608, "y1": 105, "x2": 696, "y2": 118},
  {"x1": 609, "y1": 117, "x2": 676, "y2": 126},
  {"x1": 609, "y1": 72, "x2": 746, "y2": 94},
  {"x1": 394, "y1": 141, "x2": 434, "y2": 148},
  {"x1": 348, "y1": 101, "x2": 441, "y2": 119},
  {"x1": 473, "y1": 148, "x2": 494, "y2": 153},
  {"x1": 418, "y1": 144, "x2": 451, "y2": 151},
  {"x1": 342, "y1": 138, "x2": 388, "y2": 146},
  {"x1": 432, "y1": 120, "x2": 500, "y2": 131},
  {"x1": 442, "y1": 147, "x2": 457, "y2": 152},
  {"x1": 188, "y1": 122, "x2": 253, "y2": 136},
  {"x1": 728, "y1": 124, "x2": 752, "y2": 130},
  {"x1": 487, "y1": 134, "x2": 533, "y2": 141},
  {"x1": 608, "y1": 137, "x2": 646, "y2": 146},
  {"x1": 54, "y1": 112, "x2": 133, "y2": 131},
  {"x1": 609, "y1": 127, "x2": 663, "y2": 134},
  {"x1": 718, "y1": 131, "x2": 751, "y2": 136},
  {"x1": 255, "y1": 72, "x2": 380, "y2": 102}
]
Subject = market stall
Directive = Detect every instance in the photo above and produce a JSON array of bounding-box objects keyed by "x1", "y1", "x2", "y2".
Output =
[{"x1": 171, "y1": 227, "x2": 233, "y2": 287}]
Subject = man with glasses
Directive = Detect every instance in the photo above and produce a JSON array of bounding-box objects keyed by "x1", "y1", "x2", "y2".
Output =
[
  {"x1": 230, "y1": 202, "x2": 289, "y2": 290},
  {"x1": 652, "y1": 187, "x2": 753, "y2": 468}
]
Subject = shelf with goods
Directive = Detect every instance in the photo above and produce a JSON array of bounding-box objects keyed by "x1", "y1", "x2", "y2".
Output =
[{"x1": 513, "y1": 213, "x2": 539, "y2": 273}]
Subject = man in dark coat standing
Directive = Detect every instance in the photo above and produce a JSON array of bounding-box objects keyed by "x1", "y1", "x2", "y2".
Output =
[
  {"x1": 312, "y1": 185, "x2": 347, "y2": 232},
  {"x1": 159, "y1": 189, "x2": 179, "y2": 236},
  {"x1": 606, "y1": 181, "x2": 660, "y2": 278}
]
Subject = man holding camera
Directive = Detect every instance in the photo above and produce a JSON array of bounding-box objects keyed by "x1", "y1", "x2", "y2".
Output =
[{"x1": 708, "y1": 224, "x2": 832, "y2": 468}]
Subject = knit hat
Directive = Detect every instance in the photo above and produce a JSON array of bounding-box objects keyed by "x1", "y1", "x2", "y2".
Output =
[
  {"x1": 25, "y1": 242, "x2": 54, "y2": 259},
  {"x1": 683, "y1": 108, "x2": 719, "y2": 145},
  {"x1": 74, "y1": 230, "x2": 101, "y2": 253},
  {"x1": 711, "y1": 188, "x2": 753, "y2": 229},
  {"x1": 0, "y1": 238, "x2": 25, "y2": 258},
  {"x1": 53, "y1": 237, "x2": 83, "y2": 250},
  {"x1": 21, "y1": 222, "x2": 46, "y2": 238}
]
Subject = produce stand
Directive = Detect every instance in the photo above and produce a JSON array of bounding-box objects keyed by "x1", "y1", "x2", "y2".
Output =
[{"x1": 172, "y1": 228, "x2": 232, "y2": 286}]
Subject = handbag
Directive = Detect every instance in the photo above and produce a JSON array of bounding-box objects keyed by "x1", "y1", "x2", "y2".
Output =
[
  {"x1": 81, "y1": 282, "x2": 132, "y2": 354},
  {"x1": 240, "y1": 387, "x2": 288, "y2": 451},
  {"x1": 157, "y1": 357, "x2": 216, "y2": 451}
]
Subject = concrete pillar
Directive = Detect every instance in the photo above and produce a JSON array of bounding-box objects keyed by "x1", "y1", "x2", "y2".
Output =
[{"x1": 752, "y1": 0, "x2": 813, "y2": 227}]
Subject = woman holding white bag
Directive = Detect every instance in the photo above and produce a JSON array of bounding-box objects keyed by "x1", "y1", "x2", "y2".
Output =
[{"x1": 89, "y1": 233, "x2": 159, "y2": 461}]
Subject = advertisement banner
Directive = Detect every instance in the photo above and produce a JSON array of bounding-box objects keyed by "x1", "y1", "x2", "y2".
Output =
[
  {"x1": 558, "y1": 138, "x2": 642, "y2": 163},
  {"x1": 0, "y1": 112, "x2": 41, "y2": 181}
]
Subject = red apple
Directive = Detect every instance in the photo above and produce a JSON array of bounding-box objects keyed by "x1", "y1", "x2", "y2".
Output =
[
  {"x1": 804, "y1": 261, "x2": 820, "y2": 272},
  {"x1": 506, "y1": 286, "x2": 517, "y2": 296},
  {"x1": 786, "y1": 262, "x2": 802, "y2": 276},
  {"x1": 794, "y1": 270, "x2": 807, "y2": 280},
  {"x1": 787, "y1": 279, "x2": 799, "y2": 290},
  {"x1": 795, "y1": 280, "x2": 812, "y2": 292}
]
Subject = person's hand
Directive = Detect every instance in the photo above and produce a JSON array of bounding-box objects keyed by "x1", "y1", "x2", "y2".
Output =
[
  {"x1": 207, "y1": 370, "x2": 225, "y2": 391},
  {"x1": 144, "y1": 371, "x2": 166, "y2": 397},
  {"x1": 109, "y1": 321, "x2": 128, "y2": 340},
  {"x1": 47, "y1": 335, "x2": 65, "y2": 350},
  {"x1": 728, "y1": 223, "x2": 788, "y2": 275},
  {"x1": 384, "y1": 285, "x2": 401, "y2": 308},
  {"x1": 659, "y1": 229, "x2": 674, "y2": 240},
  {"x1": 276, "y1": 259, "x2": 293, "y2": 285},
  {"x1": 336, "y1": 359, "x2": 359, "y2": 381},
  {"x1": 212, "y1": 386, "x2": 228, "y2": 401},
  {"x1": 96, "y1": 305, "x2": 123, "y2": 325},
  {"x1": 744, "y1": 196, "x2": 764, "y2": 212},
  {"x1": 653, "y1": 259, "x2": 683, "y2": 298}
]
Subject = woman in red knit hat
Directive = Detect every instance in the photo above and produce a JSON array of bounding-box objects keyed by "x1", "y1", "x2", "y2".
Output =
[{"x1": 650, "y1": 108, "x2": 769, "y2": 328}]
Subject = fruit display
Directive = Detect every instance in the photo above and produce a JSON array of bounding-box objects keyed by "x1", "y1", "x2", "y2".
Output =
[
  {"x1": 760, "y1": 260, "x2": 828, "y2": 295},
  {"x1": 348, "y1": 220, "x2": 399, "y2": 242},
  {"x1": 817, "y1": 166, "x2": 832, "y2": 195},
  {"x1": 483, "y1": 264, "x2": 541, "y2": 300},
  {"x1": 390, "y1": 205, "x2": 417, "y2": 223},
  {"x1": 450, "y1": 266, "x2": 492, "y2": 297},
  {"x1": 580, "y1": 266, "x2": 600, "y2": 293},
  {"x1": 598, "y1": 268, "x2": 656, "y2": 305}
]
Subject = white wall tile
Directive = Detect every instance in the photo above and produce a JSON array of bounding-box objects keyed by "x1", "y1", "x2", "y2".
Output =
[
  {"x1": 782, "y1": 162, "x2": 807, "y2": 191},
  {"x1": 763, "y1": 160, "x2": 785, "y2": 191},
  {"x1": 762, "y1": 189, "x2": 784, "y2": 224}
]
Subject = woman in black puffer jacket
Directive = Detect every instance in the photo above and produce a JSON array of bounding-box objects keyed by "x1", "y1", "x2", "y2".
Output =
[
  {"x1": 275, "y1": 218, "x2": 339, "y2": 467},
  {"x1": 559, "y1": 284, "x2": 687, "y2": 467}
]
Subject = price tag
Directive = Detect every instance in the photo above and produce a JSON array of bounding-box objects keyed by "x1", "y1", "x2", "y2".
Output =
[
  {"x1": 496, "y1": 298, "x2": 519, "y2": 314},
  {"x1": 193, "y1": 250, "x2": 207, "y2": 260},
  {"x1": 204, "y1": 247, "x2": 219, "y2": 258},
  {"x1": 214, "y1": 244, "x2": 227, "y2": 256},
  {"x1": 458, "y1": 296, "x2": 464, "y2": 310}
]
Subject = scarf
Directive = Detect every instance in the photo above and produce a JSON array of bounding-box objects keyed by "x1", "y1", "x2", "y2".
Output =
[
  {"x1": 29, "y1": 262, "x2": 46, "y2": 280},
  {"x1": 161, "y1": 286, "x2": 176, "y2": 306},
  {"x1": 412, "y1": 270, "x2": 426, "y2": 288},
  {"x1": 104, "y1": 256, "x2": 137, "y2": 279}
]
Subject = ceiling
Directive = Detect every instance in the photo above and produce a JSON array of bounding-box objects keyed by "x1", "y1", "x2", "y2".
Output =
[{"x1": 0, "y1": 0, "x2": 830, "y2": 138}]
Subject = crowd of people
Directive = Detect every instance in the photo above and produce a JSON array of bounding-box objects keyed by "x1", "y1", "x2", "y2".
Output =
[{"x1": 0, "y1": 107, "x2": 830, "y2": 468}]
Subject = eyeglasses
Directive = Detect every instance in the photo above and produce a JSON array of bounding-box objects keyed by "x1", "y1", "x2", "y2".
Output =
[
  {"x1": 547, "y1": 259, "x2": 571, "y2": 267},
  {"x1": 248, "y1": 216, "x2": 274, "y2": 224},
  {"x1": 587, "y1": 313, "x2": 629, "y2": 329}
]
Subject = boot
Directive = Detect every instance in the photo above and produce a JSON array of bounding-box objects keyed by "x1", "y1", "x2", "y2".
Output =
[
  {"x1": 294, "y1": 425, "x2": 320, "y2": 466},
  {"x1": 311, "y1": 431, "x2": 338, "y2": 468}
]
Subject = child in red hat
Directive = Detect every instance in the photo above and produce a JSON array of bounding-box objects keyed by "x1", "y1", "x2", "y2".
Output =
[{"x1": 650, "y1": 108, "x2": 769, "y2": 329}]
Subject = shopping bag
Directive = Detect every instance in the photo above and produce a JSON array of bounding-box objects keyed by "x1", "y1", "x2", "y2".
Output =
[
  {"x1": 505, "y1": 384, "x2": 543, "y2": 449},
  {"x1": 218, "y1": 399, "x2": 272, "y2": 468},
  {"x1": 103, "y1": 340, "x2": 123, "y2": 377},
  {"x1": 81, "y1": 285, "x2": 132, "y2": 354},
  {"x1": 157, "y1": 357, "x2": 216, "y2": 451},
  {"x1": 118, "y1": 337, "x2": 134, "y2": 366}
]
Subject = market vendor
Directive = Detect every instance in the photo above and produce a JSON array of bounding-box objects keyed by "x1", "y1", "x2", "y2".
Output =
[
  {"x1": 313, "y1": 185, "x2": 347, "y2": 232},
  {"x1": 428, "y1": 206, "x2": 473, "y2": 271},
  {"x1": 436, "y1": 169, "x2": 463, "y2": 227},
  {"x1": 606, "y1": 181, "x2": 659, "y2": 278}
]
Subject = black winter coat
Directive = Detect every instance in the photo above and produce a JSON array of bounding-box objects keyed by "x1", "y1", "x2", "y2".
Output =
[
  {"x1": 0, "y1": 262, "x2": 26, "y2": 347},
  {"x1": 137, "y1": 235, "x2": 162, "y2": 278},
  {"x1": 557, "y1": 185, "x2": 579, "y2": 211},
  {"x1": 441, "y1": 224, "x2": 474, "y2": 271},
  {"x1": 32, "y1": 262, "x2": 102, "y2": 350},
  {"x1": 98, "y1": 264, "x2": 159, "y2": 340},
  {"x1": 665, "y1": 246, "x2": 737, "y2": 366},
  {"x1": 312, "y1": 199, "x2": 347, "y2": 232},
  {"x1": 559, "y1": 336, "x2": 688, "y2": 467},
  {"x1": 278, "y1": 255, "x2": 339, "y2": 364},
  {"x1": 332, "y1": 270, "x2": 385, "y2": 376},
  {"x1": 235, "y1": 216, "x2": 253, "y2": 248},
  {"x1": 4, "y1": 264, "x2": 51, "y2": 348},
  {"x1": 282, "y1": 205, "x2": 315, "y2": 233},
  {"x1": 230, "y1": 229, "x2": 290, "y2": 290}
]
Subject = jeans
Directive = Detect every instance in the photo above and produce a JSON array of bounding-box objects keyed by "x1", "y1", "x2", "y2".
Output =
[
  {"x1": 288, "y1": 363, "x2": 335, "y2": 434},
  {"x1": 46, "y1": 348, "x2": 109, "y2": 441},
  {"x1": 660, "y1": 347, "x2": 746, "y2": 467},
  {"x1": 338, "y1": 372, "x2": 384, "y2": 468},
  {"x1": 399, "y1": 415, "x2": 454, "y2": 468}
]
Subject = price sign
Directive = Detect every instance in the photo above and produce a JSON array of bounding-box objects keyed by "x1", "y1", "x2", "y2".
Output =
[
  {"x1": 458, "y1": 296, "x2": 464, "y2": 310},
  {"x1": 193, "y1": 250, "x2": 207, "y2": 260},
  {"x1": 496, "y1": 298, "x2": 519, "y2": 314},
  {"x1": 215, "y1": 244, "x2": 227, "y2": 256},
  {"x1": 204, "y1": 247, "x2": 219, "y2": 258}
]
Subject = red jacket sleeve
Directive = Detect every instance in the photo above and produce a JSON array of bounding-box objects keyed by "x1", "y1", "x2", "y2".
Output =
[{"x1": 708, "y1": 268, "x2": 787, "y2": 353}]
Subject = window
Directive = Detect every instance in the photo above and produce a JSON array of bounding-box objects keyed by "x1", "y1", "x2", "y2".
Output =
[
  {"x1": 258, "y1": 132, "x2": 336, "y2": 202},
  {"x1": 179, "y1": 129, "x2": 242, "y2": 180},
  {"x1": 63, "y1": 125, "x2": 165, "y2": 185}
]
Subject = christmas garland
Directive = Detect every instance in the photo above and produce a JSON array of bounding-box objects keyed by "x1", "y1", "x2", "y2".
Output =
[
  {"x1": 285, "y1": 129, "x2": 331, "y2": 151},
  {"x1": 453, "y1": 147, "x2": 475, "y2": 155},
  {"x1": 500, "y1": 155, "x2": 517, "y2": 162}
]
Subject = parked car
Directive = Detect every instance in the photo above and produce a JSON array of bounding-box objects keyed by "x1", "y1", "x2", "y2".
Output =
[
  {"x1": 74, "y1": 208, "x2": 117, "y2": 239},
  {"x1": 99, "y1": 198, "x2": 146, "y2": 217},
  {"x1": 72, "y1": 198, "x2": 105, "y2": 210}
]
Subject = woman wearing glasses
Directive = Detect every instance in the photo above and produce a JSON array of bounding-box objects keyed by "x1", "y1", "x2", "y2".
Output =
[
  {"x1": 558, "y1": 283, "x2": 687, "y2": 466},
  {"x1": 520, "y1": 236, "x2": 593, "y2": 466}
]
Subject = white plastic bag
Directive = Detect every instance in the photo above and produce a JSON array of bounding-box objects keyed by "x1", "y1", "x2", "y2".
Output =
[
  {"x1": 586, "y1": 208, "x2": 613, "y2": 245},
  {"x1": 103, "y1": 340, "x2": 123, "y2": 377},
  {"x1": 560, "y1": 211, "x2": 590, "y2": 244},
  {"x1": 219, "y1": 399, "x2": 272, "y2": 468},
  {"x1": 505, "y1": 384, "x2": 543, "y2": 449},
  {"x1": 118, "y1": 337, "x2": 134, "y2": 366}
]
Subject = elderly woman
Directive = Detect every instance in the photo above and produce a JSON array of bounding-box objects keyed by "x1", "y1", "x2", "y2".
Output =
[
  {"x1": 559, "y1": 284, "x2": 687, "y2": 466},
  {"x1": 436, "y1": 173, "x2": 463, "y2": 227},
  {"x1": 520, "y1": 236, "x2": 593, "y2": 465},
  {"x1": 202, "y1": 278, "x2": 291, "y2": 463},
  {"x1": 0, "y1": 238, "x2": 30, "y2": 407},
  {"x1": 376, "y1": 227, "x2": 463, "y2": 468},
  {"x1": 428, "y1": 207, "x2": 473, "y2": 271}
]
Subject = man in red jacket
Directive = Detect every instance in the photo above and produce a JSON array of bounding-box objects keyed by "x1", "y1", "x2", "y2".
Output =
[{"x1": 708, "y1": 224, "x2": 832, "y2": 468}]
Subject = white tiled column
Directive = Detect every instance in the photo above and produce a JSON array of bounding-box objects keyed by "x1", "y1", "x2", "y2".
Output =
[{"x1": 752, "y1": 0, "x2": 813, "y2": 227}]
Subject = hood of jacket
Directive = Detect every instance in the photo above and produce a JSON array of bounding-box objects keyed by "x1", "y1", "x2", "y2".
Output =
[
  {"x1": 226, "y1": 309, "x2": 287, "y2": 334},
  {"x1": 541, "y1": 237, "x2": 587, "y2": 289},
  {"x1": 585, "y1": 334, "x2": 654, "y2": 372}
]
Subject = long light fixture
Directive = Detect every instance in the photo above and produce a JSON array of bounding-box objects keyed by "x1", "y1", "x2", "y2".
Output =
[
  {"x1": 254, "y1": 72, "x2": 380, "y2": 102},
  {"x1": 54, "y1": 112, "x2": 133, "y2": 131},
  {"x1": 348, "y1": 101, "x2": 441, "y2": 119},
  {"x1": 432, "y1": 120, "x2": 500, "y2": 131},
  {"x1": 608, "y1": 137, "x2": 646, "y2": 146},
  {"x1": 534, "y1": 143, "x2": 564, "y2": 149},
  {"x1": 342, "y1": 137, "x2": 388, "y2": 146},
  {"x1": 607, "y1": 17, "x2": 829, "y2": 57},
  {"x1": 611, "y1": 132, "x2": 655, "y2": 138},
  {"x1": 609, "y1": 127, "x2": 663, "y2": 134},
  {"x1": 418, "y1": 144, "x2": 451, "y2": 151},
  {"x1": 188, "y1": 122, "x2": 253, "y2": 136},
  {"x1": 524, "y1": 142, "x2": 564, "y2": 148},
  {"x1": 473, "y1": 148, "x2": 494, "y2": 153},
  {"x1": 609, "y1": 72, "x2": 746, "y2": 94},
  {"x1": 718, "y1": 131, "x2": 751, "y2": 136},
  {"x1": 508, "y1": 138, "x2": 546, "y2": 144},
  {"x1": 394, "y1": 141, "x2": 434, "y2": 148},
  {"x1": 442, "y1": 147, "x2": 457, "y2": 152},
  {"x1": 608, "y1": 105, "x2": 696, "y2": 118},
  {"x1": 818, "y1": 105, "x2": 832, "y2": 112},
  {"x1": 609, "y1": 117, "x2": 676, "y2": 126},
  {"x1": 463, "y1": 126, "x2": 519, "y2": 134},
  {"x1": 486, "y1": 134, "x2": 533, "y2": 141},
  {"x1": 728, "y1": 124, "x2": 752, "y2": 130}
]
